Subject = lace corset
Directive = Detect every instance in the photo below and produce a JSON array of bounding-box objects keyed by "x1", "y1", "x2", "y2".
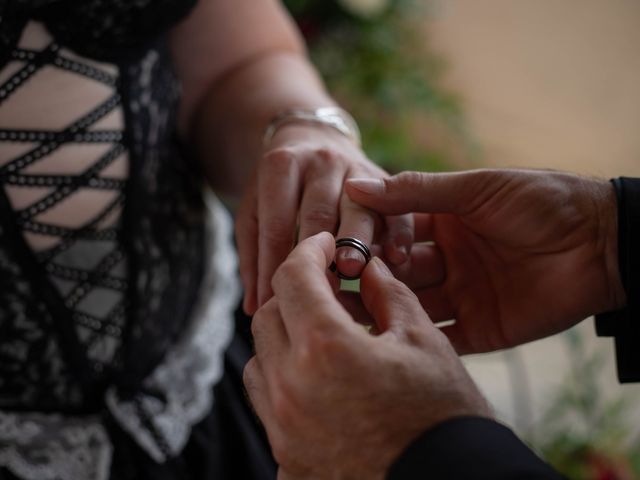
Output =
[{"x1": 0, "y1": 0, "x2": 205, "y2": 412}]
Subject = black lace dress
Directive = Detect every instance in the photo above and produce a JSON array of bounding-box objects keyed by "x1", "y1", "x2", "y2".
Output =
[{"x1": 0, "y1": 1, "x2": 274, "y2": 479}]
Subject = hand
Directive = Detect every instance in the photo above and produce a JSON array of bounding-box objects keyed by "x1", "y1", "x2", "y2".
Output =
[
  {"x1": 345, "y1": 169, "x2": 627, "y2": 354},
  {"x1": 235, "y1": 124, "x2": 413, "y2": 315},
  {"x1": 243, "y1": 232, "x2": 491, "y2": 480}
]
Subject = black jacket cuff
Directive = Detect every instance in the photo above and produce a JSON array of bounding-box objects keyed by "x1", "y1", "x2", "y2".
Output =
[
  {"x1": 387, "y1": 416, "x2": 563, "y2": 480},
  {"x1": 595, "y1": 177, "x2": 640, "y2": 382}
]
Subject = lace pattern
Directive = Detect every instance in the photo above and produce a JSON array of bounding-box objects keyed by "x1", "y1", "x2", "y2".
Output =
[
  {"x1": 0, "y1": 22, "x2": 129, "y2": 384},
  {"x1": 107, "y1": 192, "x2": 238, "y2": 463},
  {"x1": 0, "y1": 19, "x2": 208, "y2": 409},
  {"x1": 0, "y1": 195, "x2": 239, "y2": 479},
  {"x1": 119, "y1": 43, "x2": 208, "y2": 392},
  {"x1": 0, "y1": 220, "x2": 84, "y2": 410},
  {"x1": 0, "y1": 412, "x2": 111, "y2": 480},
  {"x1": 0, "y1": 0, "x2": 198, "y2": 68},
  {"x1": 0, "y1": 4, "x2": 235, "y2": 478}
]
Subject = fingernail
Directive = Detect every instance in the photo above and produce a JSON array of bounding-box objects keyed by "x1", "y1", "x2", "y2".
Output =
[
  {"x1": 339, "y1": 247, "x2": 365, "y2": 262},
  {"x1": 347, "y1": 178, "x2": 384, "y2": 195},
  {"x1": 394, "y1": 244, "x2": 409, "y2": 263}
]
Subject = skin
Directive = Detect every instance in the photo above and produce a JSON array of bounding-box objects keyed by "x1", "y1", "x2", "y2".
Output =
[
  {"x1": 244, "y1": 232, "x2": 491, "y2": 480},
  {"x1": 345, "y1": 169, "x2": 627, "y2": 354},
  {"x1": 244, "y1": 168, "x2": 627, "y2": 478},
  {"x1": 170, "y1": 0, "x2": 413, "y2": 315}
]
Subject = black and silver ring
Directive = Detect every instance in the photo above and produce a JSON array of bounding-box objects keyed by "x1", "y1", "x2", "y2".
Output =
[{"x1": 329, "y1": 237, "x2": 372, "y2": 280}]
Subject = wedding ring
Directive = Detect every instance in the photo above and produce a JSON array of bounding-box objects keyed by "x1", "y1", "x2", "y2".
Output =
[{"x1": 329, "y1": 237, "x2": 372, "y2": 280}]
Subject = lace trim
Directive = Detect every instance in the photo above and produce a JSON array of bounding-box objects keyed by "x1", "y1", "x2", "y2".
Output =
[
  {"x1": 0, "y1": 413, "x2": 112, "y2": 480},
  {"x1": 106, "y1": 192, "x2": 238, "y2": 462},
  {"x1": 0, "y1": 193, "x2": 239, "y2": 478}
]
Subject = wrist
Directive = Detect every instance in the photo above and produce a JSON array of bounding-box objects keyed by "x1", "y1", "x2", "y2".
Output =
[
  {"x1": 263, "y1": 106, "x2": 361, "y2": 149},
  {"x1": 263, "y1": 122, "x2": 364, "y2": 161}
]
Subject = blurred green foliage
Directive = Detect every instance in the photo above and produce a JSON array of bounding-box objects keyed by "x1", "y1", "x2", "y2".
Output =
[{"x1": 284, "y1": 0, "x2": 474, "y2": 173}]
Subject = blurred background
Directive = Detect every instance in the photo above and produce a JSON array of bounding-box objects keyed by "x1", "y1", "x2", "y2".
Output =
[{"x1": 283, "y1": 0, "x2": 640, "y2": 478}]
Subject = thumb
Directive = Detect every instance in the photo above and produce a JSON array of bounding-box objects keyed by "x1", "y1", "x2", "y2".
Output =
[
  {"x1": 359, "y1": 257, "x2": 431, "y2": 336},
  {"x1": 345, "y1": 170, "x2": 494, "y2": 216}
]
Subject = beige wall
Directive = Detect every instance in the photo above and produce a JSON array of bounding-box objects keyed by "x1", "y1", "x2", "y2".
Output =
[
  {"x1": 425, "y1": 1, "x2": 640, "y2": 435},
  {"x1": 427, "y1": 0, "x2": 640, "y2": 177}
]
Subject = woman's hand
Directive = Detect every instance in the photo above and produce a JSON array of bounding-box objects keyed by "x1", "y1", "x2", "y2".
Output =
[
  {"x1": 345, "y1": 169, "x2": 626, "y2": 354},
  {"x1": 236, "y1": 124, "x2": 413, "y2": 314}
]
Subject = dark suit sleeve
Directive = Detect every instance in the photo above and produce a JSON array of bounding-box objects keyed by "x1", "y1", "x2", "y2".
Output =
[
  {"x1": 595, "y1": 177, "x2": 640, "y2": 382},
  {"x1": 387, "y1": 417, "x2": 563, "y2": 479}
]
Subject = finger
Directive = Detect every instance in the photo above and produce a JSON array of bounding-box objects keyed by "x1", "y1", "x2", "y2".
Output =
[
  {"x1": 272, "y1": 232, "x2": 354, "y2": 343},
  {"x1": 388, "y1": 243, "x2": 445, "y2": 290},
  {"x1": 381, "y1": 213, "x2": 414, "y2": 266},
  {"x1": 243, "y1": 357, "x2": 276, "y2": 432},
  {"x1": 257, "y1": 149, "x2": 302, "y2": 307},
  {"x1": 345, "y1": 170, "x2": 496, "y2": 216},
  {"x1": 334, "y1": 191, "x2": 378, "y2": 280},
  {"x1": 236, "y1": 174, "x2": 259, "y2": 315},
  {"x1": 251, "y1": 298, "x2": 289, "y2": 368},
  {"x1": 336, "y1": 290, "x2": 374, "y2": 326},
  {"x1": 415, "y1": 286, "x2": 455, "y2": 323},
  {"x1": 359, "y1": 257, "x2": 431, "y2": 336},
  {"x1": 413, "y1": 213, "x2": 435, "y2": 242},
  {"x1": 297, "y1": 156, "x2": 343, "y2": 241},
  {"x1": 278, "y1": 470, "x2": 306, "y2": 480}
]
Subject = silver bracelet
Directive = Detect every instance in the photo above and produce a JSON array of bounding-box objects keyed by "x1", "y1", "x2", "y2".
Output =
[{"x1": 262, "y1": 107, "x2": 361, "y2": 148}]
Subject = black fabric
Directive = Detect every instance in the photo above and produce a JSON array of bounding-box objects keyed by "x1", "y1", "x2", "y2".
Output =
[
  {"x1": 0, "y1": 3, "x2": 206, "y2": 411},
  {"x1": 595, "y1": 177, "x2": 640, "y2": 382},
  {"x1": 388, "y1": 417, "x2": 563, "y2": 480},
  {"x1": 105, "y1": 311, "x2": 277, "y2": 480},
  {"x1": 0, "y1": 0, "x2": 198, "y2": 68},
  {"x1": 0, "y1": 44, "x2": 128, "y2": 410},
  {"x1": 0, "y1": 308, "x2": 277, "y2": 480}
]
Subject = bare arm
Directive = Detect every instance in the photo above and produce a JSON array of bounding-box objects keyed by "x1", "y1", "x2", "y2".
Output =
[
  {"x1": 169, "y1": 0, "x2": 413, "y2": 312},
  {"x1": 170, "y1": 0, "x2": 332, "y2": 196}
]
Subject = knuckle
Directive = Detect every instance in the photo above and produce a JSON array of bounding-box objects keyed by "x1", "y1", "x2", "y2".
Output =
[
  {"x1": 295, "y1": 328, "x2": 340, "y2": 370},
  {"x1": 263, "y1": 147, "x2": 295, "y2": 168},
  {"x1": 404, "y1": 323, "x2": 432, "y2": 347},
  {"x1": 251, "y1": 299, "x2": 279, "y2": 338},
  {"x1": 314, "y1": 147, "x2": 333, "y2": 162},
  {"x1": 270, "y1": 437, "x2": 298, "y2": 472},
  {"x1": 302, "y1": 149, "x2": 341, "y2": 176},
  {"x1": 242, "y1": 357, "x2": 258, "y2": 390},
  {"x1": 301, "y1": 206, "x2": 337, "y2": 230},
  {"x1": 250, "y1": 309, "x2": 266, "y2": 339},
  {"x1": 270, "y1": 440, "x2": 288, "y2": 467},
  {"x1": 397, "y1": 171, "x2": 426, "y2": 190},
  {"x1": 274, "y1": 258, "x2": 304, "y2": 285},
  {"x1": 385, "y1": 277, "x2": 413, "y2": 299}
]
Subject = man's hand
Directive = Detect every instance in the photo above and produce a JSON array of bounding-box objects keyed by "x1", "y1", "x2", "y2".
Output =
[
  {"x1": 346, "y1": 169, "x2": 627, "y2": 354},
  {"x1": 243, "y1": 232, "x2": 491, "y2": 480},
  {"x1": 235, "y1": 125, "x2": 413, "y2": 315}
]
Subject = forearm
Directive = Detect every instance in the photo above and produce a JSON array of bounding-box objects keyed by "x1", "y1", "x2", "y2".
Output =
[{"x1": 189, "y1": 51, "x2": 336, "y2": 199}]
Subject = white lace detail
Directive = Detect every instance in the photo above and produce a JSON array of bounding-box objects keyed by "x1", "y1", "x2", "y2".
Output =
[
  {"x1": 0, "y1": 412, "x2": 112, "y2": 480},
  {"x1": 0, "y1": 192, "x2": 239, "y2": 478},
  {"x1": 106, "y1": 191, "x2": 238, "y2": 462}
]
